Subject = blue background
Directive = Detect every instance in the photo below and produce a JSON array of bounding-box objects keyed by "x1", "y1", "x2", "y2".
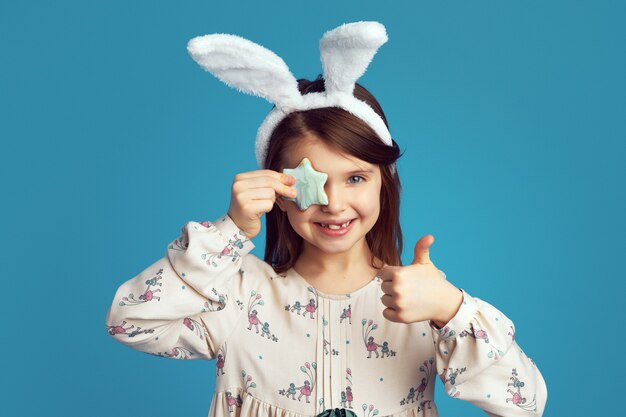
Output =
[{"x1": 1, "y1": 1, "x2": 623, "y2": 416}]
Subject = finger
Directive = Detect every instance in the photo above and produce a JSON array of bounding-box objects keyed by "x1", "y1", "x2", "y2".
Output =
[
  {"x1": 379, "y1": 266, "x2": 394, "y2": 282},
  {"x1": 245, "y1": 175, "x2": 298, "y2": 198},
  {"x1": 380, "y1": 294, "x2": 399, "y2": 309},
  {"x1": 380, "y1": 281, "x2": 394, "y2": 295},
  {"x1": 240, "y1": 187, "x2": 279, "y2": 201},
  {"x1": 382, "y1": 307, "x2": 402, "y2": 323},
  {"x1": 237, "y1": 169, "x2": 296, "y2": 185},
  {"x1": 411, "y1": 234, "x2": 434, "y2": 265}
]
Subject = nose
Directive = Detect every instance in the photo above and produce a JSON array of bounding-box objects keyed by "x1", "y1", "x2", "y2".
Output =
[{"x1": 321, "y1": 181, "x2": 347, "y2": 213}]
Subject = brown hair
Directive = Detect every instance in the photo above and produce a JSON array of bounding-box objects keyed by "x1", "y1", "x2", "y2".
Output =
[{"x1": 263, "y1": 74, "x2": 405, "y2": 275}]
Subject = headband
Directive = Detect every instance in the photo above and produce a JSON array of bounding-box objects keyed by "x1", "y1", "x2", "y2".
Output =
[{"x1": 187, "y1": 21, "x2": 396, "y2": 174}]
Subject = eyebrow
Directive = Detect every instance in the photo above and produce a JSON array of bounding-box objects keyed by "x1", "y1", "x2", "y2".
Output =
[{"x1": 345, "y1": 169, "x2": 374, "y2": 175}]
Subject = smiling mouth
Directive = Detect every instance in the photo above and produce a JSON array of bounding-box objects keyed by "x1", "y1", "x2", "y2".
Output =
[{"x1": 314, "y1": 219, "x2": 355, "y2": 229}]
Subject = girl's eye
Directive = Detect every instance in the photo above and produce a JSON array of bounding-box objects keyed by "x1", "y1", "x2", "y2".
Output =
[{"x1": 348, "y1": 175, "x2": 366, "y2": 183}]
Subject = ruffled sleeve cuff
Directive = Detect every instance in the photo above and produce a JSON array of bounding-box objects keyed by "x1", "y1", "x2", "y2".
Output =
[
  {"x1": 429, "y1": 288, "x2": 479, "y2": 340},
  {"x1": 209, "y1": 213, "x2": 256, "y2": 257}
]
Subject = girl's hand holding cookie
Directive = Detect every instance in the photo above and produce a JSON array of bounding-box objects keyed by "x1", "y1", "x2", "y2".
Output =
[
  {"x1": 379, "y1": 235, "x2": 464, "y2": 326},
  {"x1": 227, "y1": 169, "x2": 298, "y2": 239}
]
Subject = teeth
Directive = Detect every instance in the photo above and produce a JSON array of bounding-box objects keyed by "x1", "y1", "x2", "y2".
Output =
[{"x1": 320, "y1": 220, "x2": 351, "y2": 229}]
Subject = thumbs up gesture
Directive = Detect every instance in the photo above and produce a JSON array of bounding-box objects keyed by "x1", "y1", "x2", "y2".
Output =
[{"x1": 380, "y1": 234, "x2": 464, "y2": 326}]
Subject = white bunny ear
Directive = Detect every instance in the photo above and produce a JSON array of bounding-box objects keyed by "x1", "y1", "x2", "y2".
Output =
[
  {"x1": 187, "y1": 33, "x2": 303, "y2": 111},
  {"x1": 319, "y1": 21, "x2": 388, "y2": 95}
]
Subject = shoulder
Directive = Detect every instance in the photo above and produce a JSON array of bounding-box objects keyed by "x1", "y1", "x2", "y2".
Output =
[
  {"x1": 241, "y1": 253, "x2": 276, "y2": 277},
  {"x1": 239, "y1": 253, "x2": 284, "y2": 290}
]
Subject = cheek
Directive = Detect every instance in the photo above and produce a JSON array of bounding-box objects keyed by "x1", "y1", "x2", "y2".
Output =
[
  {"x1": 355, "y1": 189, "x2": 381, "y2": 216},
  {"x1": 284, "y1": 205, "x2": 311, "y2": 229}
]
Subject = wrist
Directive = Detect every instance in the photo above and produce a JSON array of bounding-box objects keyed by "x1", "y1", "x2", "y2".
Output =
[{"x1": 431, "y1": 285, "x2": 463, "y2": 328}]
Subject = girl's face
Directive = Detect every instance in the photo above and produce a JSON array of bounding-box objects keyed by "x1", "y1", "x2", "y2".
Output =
[{"x1": 275, "y1": 135, "x2": 382, "y2": 255}]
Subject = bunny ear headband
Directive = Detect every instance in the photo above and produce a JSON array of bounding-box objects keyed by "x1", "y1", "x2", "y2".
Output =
[{"x1": 187, "y1": 21, "x2": 395, "y2": 175}]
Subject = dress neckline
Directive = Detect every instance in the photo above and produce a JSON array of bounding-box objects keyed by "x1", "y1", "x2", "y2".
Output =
[{"x1": 287, "y1": 265, "x2": 385, "y2": 300}]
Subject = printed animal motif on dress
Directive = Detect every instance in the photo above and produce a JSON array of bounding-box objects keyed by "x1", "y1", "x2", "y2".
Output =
[
  {"x1": 216, "y1": 343, "x2": 228, "y2": 376},
  {"x1": 399, "y1": 357, "x2": 435, "y2": 412},
  {"x1": 107, "y1": 320, "x2": 155, "y2": 338},
  {"x1": 340, "y1": 368, "x2": 354, "y2": 409},
  {"x1": 150, "y1": 346, "x2": 194, "y2": 359},
  {"x1": 323, "y1": 337, "x2": 340, "y2": 356},
  {"x1": 506, "y1": 368, "x2": 537, "y2": 411},
  {"x1": 361, "y1": 319, "x2": 396, "y2": 358},
  {"x1": 118, "y1": 269, "x2": 163, "y2": 305},
  {"x1": 278, "y1": 361, "x2": 317, "y2": 403},
  {"x1": 285, "y1": 286, "x2": 318, "y2": 319},
  {"x1": 235, "y1": 269, "x2": 247, "y2": 310},
  {"x1": 340, "y1": 304, "x2": 352, "y2": 324},
  {"x1": 247, "y1": 290, "x2": 278, "y2": 342},
  {"x1": 225, "y1": 391, "x2": 243, "y2": 413},
  {"x1": 438, "y1": 366, "x2": 467, "y2": 398},
  {"x1": 241, "y1": 370, "x2": 257, "y2": 393}
]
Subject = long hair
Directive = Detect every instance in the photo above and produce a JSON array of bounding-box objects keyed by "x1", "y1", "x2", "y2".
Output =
[{"x1": 263, "y1": 74, "x2": 405, "y2": 275}]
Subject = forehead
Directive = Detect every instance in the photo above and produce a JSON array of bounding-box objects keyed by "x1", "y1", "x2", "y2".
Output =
[{"x1": 284, "y1": 136, "x2": 375, "y2": 175}]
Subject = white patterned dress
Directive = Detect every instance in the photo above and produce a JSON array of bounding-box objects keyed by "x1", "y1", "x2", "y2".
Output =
[{"x1": 105, "y1": 213, "x2": 548, "y2": 417}]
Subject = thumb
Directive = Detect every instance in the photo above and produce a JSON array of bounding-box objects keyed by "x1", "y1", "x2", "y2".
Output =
[{"x1": 411, "y1": 234, "x2": 434, "y2": 265}]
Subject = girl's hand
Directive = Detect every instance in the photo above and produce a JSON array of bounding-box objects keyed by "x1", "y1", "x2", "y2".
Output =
[
  {"x1": 227, "y1": 169, "x2": 298, "y2": 239},
  {"x1": 380, "y1": 235, "x2": 463, "y2": 325}
]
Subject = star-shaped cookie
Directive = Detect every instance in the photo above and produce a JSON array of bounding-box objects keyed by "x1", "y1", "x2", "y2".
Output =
[{"x1": 281, "y1": 157, "x2": 329, "y2": 210}]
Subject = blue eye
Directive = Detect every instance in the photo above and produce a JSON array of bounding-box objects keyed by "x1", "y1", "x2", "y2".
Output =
[{"x1": 348, "y1": 175, "x2": 366, "y2": 183}]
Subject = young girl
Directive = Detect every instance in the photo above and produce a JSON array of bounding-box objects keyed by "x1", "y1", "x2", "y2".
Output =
[{"x1": 105, "y1": 22, "x2": 547, "y2": 417}]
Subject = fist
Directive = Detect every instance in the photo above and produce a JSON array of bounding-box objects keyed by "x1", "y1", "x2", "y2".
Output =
[{"x1": 380, "y1": 234, "x2": 459, "y2": 324}]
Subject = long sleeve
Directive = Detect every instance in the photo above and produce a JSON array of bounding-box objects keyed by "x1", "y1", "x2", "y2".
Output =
[
  {"x1": 428, "y1": 287, "x2": 548, "y2": 417},
  {"x1": 105, "y1": 213, "x2": 255, "y2": 360}
]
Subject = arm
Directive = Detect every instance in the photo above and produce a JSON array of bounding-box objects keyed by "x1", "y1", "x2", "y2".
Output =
[
  {"x1": 104, "y1": 213, "x2": 254, "y2": 360},
  {"x1": 428, "y1": 286, "x2": 548, "y2": 417}
]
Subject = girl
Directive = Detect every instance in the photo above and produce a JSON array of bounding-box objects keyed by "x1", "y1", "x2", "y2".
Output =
[{"x1": 105, "y1": 22, "x2": 547, "y2": 417}]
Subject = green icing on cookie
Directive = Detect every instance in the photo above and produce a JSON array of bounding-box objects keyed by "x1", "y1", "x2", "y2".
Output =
[{"x1": 281, "y1": 157, "x2": 329, "y2": 210}]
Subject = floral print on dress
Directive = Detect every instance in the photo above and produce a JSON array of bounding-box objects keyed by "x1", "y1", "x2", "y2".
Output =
[
  {"x1": 506, "y1": 368, "x2": 538, "y2": 411},
  {"x1": 118, "y1": 268, "x2": 162, "y2": 306},
  {"x1": 361, "y1": 319, "x2": 395, "y2": 358},
  {"x1": 247, "y1": 290, "x2": 278, "y2": 342},
  {"x1": 278, "y1": 361, "x2": 317, "y2": 403},
  {"x1": 400, "y1": 357, "x2": 435, "y2": 413}
]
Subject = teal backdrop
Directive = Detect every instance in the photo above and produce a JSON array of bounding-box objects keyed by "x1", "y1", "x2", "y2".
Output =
[{"x1": 1, "y1": 1, "x2": 623, "y2": 416}]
